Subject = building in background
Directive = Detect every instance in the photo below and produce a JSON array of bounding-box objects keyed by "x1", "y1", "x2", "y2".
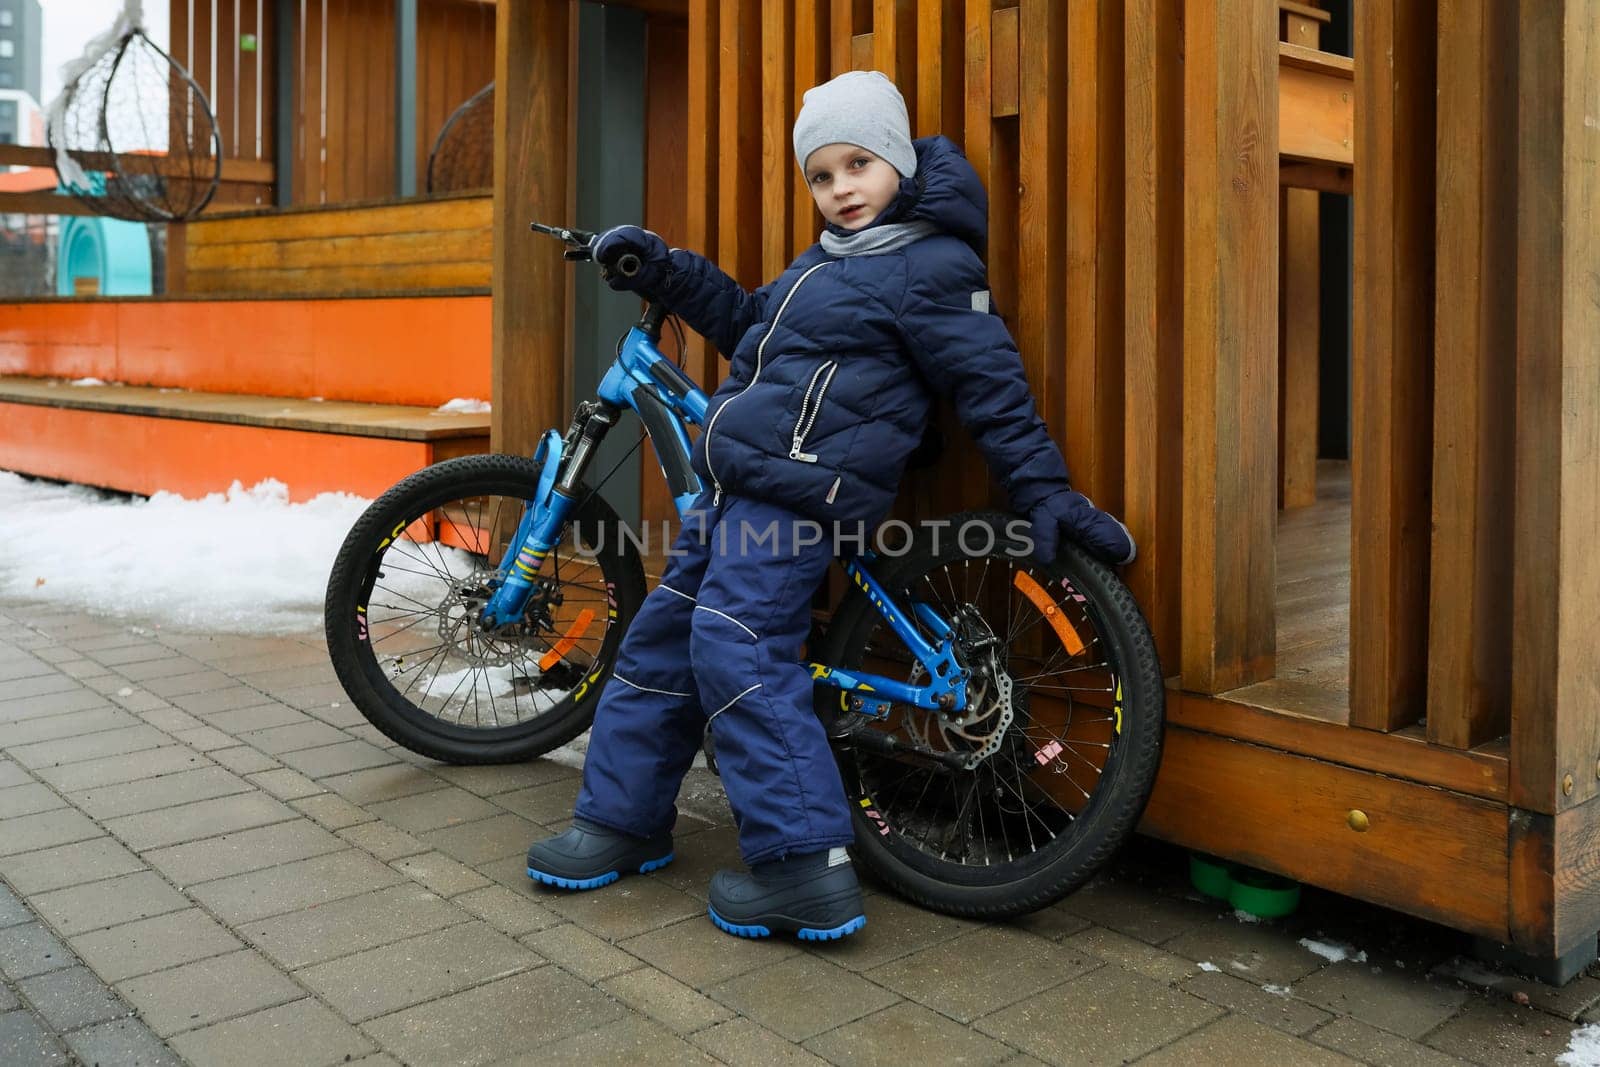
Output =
[
  {"x1": 0, "y1": 89, "x2": 42, "y2": 146},
  {"x1": 0, "y1": 0, "x2": 41, "y2": 100}
]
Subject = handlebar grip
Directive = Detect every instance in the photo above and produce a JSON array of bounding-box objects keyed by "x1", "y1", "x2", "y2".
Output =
[{"x1": 616, "y1": 253, "x2": 642, "y2": 278}]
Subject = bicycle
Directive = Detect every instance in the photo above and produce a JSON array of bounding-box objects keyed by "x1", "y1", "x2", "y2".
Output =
[{"x1": 323, "y1": 222, "x2": 1165, "y2": 919}]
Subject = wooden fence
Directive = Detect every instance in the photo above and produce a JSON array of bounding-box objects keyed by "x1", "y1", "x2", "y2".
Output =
[
  {"x1": 495, "y1": 0, "x2": 1600, "y2": 966},
  {"x1": 166, "y1": 0, "x2": 495, "y2": 207}
]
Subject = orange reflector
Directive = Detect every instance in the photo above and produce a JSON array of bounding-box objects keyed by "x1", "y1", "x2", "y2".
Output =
[
  {"x1": 1012, "y1": 571, "x2": 1086, "y2": 656},
  {"x1": 539, "y1": 608, "x2": 596, "y2": 671}
]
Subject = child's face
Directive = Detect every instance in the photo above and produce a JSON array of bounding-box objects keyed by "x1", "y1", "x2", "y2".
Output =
[{"x1": 803, "y1": 144, "x2": 901, "y2": 230}]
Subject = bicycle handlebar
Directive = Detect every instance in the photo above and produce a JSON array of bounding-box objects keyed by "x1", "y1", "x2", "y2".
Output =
[
  {"x1": 530, "y1": 221, "x2": 595, "y2": 247},
  {"x1": 531, "y1": 221, "x2": 640, "y2": 279}
]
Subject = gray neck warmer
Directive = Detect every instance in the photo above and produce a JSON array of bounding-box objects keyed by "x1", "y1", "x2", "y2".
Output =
[{"x1": 820, "y1": 219, "x2": 939, "y2": 258}]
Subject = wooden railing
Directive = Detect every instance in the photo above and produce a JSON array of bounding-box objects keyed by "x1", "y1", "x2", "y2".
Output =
[
  {"x1": 167, "y1": 194, "x2": 492, "y2": 296},
  {"x1": 0, "y1": 145, "x2": 273, "y2": 217}
]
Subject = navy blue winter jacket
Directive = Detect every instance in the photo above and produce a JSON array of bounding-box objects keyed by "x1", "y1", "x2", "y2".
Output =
[{"x1": 655, "y1": 135, "x2": 1070, "y2": 528}]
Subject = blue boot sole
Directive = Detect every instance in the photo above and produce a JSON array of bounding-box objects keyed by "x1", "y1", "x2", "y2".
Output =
[
  {"x1": 527, "y1": 851, "x2": 674, "y2": 891},
  {"x1": 707, "y1": 905, "x2": 866, "y2": 941}
]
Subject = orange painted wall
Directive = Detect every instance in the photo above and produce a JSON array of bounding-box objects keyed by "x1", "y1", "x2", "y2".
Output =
[
  {"x1": 0, "y1": 403, "x2": 438, "y2": 502},
  {"x1": 0, "y1": 296, "x2": 491, "y2": 407}
]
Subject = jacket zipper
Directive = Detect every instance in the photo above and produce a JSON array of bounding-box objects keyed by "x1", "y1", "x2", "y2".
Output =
[
  {"x1": 703, "y1": 259, "x2": 832, "y2": 505},
  {"x1": 788, "y1": 359, "x2": 838, "y2": 463}
]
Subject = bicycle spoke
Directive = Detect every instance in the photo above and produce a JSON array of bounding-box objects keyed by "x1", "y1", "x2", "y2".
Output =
[
  {"x1": 368, "y1": 611, "x2": 439, "y2": 646},
  {"x1": 389, "y1": 542, "x2": 460, "y2": 585}
]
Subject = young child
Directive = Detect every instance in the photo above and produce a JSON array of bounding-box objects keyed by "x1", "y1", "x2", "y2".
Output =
[{"x1": 525, "y1": 71, "x2": 1134, "y2": 941}]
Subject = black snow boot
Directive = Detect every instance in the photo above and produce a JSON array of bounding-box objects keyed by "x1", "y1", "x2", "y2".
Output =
[
  {"x1": 706, "y1": 848, "x2": 866, "y2": 941},
  {"x1": 526, "y1": 817, "x2": 674, "y2": 890}
]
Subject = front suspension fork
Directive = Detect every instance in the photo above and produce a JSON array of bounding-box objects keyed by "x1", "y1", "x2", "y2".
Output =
[{"x1": 477, "y1": 401, "x2": 617, "y2": 630}]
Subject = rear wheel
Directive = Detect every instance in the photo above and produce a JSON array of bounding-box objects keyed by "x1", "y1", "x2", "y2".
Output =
[
  {"x1": 817, "y1": 512, "x2": 1164, "y2": 919},
  {"x1": 324, "y1": 454, "x2": 646, "y2": 764}
]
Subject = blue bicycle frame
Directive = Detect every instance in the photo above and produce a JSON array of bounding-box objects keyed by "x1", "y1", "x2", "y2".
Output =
[{"x1": 475, "y1": 273, "x2": 968, "y2": 720}]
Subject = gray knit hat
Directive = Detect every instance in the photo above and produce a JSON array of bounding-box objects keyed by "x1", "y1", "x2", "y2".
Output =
[{"x1": 792, "y1": 70, "x2": 917, "y2": 179}]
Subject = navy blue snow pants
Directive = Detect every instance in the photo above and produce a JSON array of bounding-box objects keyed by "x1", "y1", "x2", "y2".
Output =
[{"x1": 574, "y1": 491, "x2": 857, "y2": 865}]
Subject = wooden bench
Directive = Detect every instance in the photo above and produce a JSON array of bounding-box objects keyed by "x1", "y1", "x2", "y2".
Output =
[
  {"x1": 1, "y1": 222, "x2": 495, "y2": 501},
  {"x1": 0, "y1": 293, "x2": 490, "y2": 407},
  {"x1": 0, "y1": 376, "x2": 488, "y2": 501}
]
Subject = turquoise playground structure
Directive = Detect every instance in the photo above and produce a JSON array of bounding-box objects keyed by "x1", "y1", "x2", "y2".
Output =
[{"x1": 56, "y1": 214, "x2": 153, "y2": 296}]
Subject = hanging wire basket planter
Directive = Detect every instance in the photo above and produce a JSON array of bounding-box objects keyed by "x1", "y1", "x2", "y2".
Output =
[
  {"x1": 426, "y1": 81, "x2": 495, "y2": 195},
  {"x1": 46, "y1": 4, "x2": 221, "y2": 223}
]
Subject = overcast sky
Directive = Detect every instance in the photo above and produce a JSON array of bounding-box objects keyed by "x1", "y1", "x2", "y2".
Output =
[{"x1": 38, "y1": 0, "x2": 169, "y2": 107}]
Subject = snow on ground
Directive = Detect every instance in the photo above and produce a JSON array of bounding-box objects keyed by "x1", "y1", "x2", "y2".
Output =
[
  {"x1": 1298, "y1": 937, "x2": 1367, "y2": 964},
  {"x1": 0, "y1": 472, "x2": 373, "y2": 635},
  {"x1": 1562, "y1": 1025, "x2": 1600, "y2": 1067},
  {"x1": 434, "y1": 398, "x2": 492, "y2": 414}
]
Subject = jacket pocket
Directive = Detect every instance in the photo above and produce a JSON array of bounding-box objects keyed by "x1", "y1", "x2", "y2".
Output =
[{"x1": 788, "y1": 360, "x2": 838, "y2": 463}]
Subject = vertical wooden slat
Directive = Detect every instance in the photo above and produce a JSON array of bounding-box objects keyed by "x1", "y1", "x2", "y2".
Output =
[
  {"x1": 371, "y1": 0, "x2": 394, "y2": 198},
  {"x1": 963, "y1": 0, "x2": 992, "y2": 198},
  {"x1": 988, "y1": 7, "x2": 1017, "y2": 118},
  {"x1": 1427, "y1": 0, "x2": 1518, "y2": 750},
  {"x1": 217, "y1": 0, "x2": 237, "y2": 158},
  {"x1": 240, "y1": 0, "x2": 260, "y2": 160},
  {"x1": 342, "y1": 0, "x2": 362, "y2": 198},
  {"x1": 718, "y1": 1, "x2": 763, "y2": 298},
  {"x1": 192, "y1": 0, "x2": 215, "y2": 151},
  {"x1": 792, "y1": 0, "x2": 829, "y2": 255},
  {"x1": 850, "y1": 32, "x2": 874, "y2": 70},
  {"x1": 683, "y1": 0, "x2": 720, "y2": 386},
  {"x1": 290, "y1": 0, "x2": 303, "y2": 200},
  {"x1": 914, "y1": 0, "x2": 961, "y2": 142},
  {"x1": 323, "y1": 0, "x2": 346, "y2": 202},
  {"x1": 433, "y1": 0, "x2": 457, "y2": 182},
  {"x1": 1511, "y1": 0, "x2": 1600, "y2": 813},
  {"x1": 1279, "y1": 184, "x2": 1320, "y2": 509},
  {"x1": 415, "y1": 0, "x2": 436, "y2": 187},
  {"x1": 171, "y1": 0, "x2": 193, "y2": 188},
  {"x1": 1063, "y1": 0, "x2": 1100, "y2": 499},
  {"x1": 1350, "y1": 1, "x2": 1436, "y2": 729},
  {"x1": 954, "y1": 0, "x2": 997, "y2": 513},
  {"x1": 761, "y1": 0, "x2": 793, "y2": 280},
  {"x1": 829, "y1": 0, "x2": 853, "y2": 75},
  {"x1": 299, "y1": 0, "x2": 324, "y2": 203},
  {"x1": 493, "y1": 0, "x2": 577, "y2": 458},
  {"x1": 871, "y1": 0, "x2": 915, "y2": 128},
  {"x1": 1017, "y1": 0, "x2": 1065, "y2": 434},
  {"x1": 1093, "y1": 0, "x2": 1126, "y2": 515},
  {"x1": 170, "y1": 0, "x2": 190, "y2": 80},
  {"x1": 1180, "y1": 0, "x2": 1278, "y2": 694},
  {"x1": 165, "y1": 220, "x2": 188, "y2": 293},
  {"x1": 986, "y1": 19, "x2": 1018, "y2": 342},
  {"x1": 259, "y1": 0, "x2": 272, "y2": 161},
  {"x1": 1277, "y1": 9, "x2": 1321, "y2": 510},
  {"x1": 375, "y1": 0, "x2": 394, "y2": 198},
  {"x1": 1123, "y1": 0, "x2": 1184, "y2": 669}
]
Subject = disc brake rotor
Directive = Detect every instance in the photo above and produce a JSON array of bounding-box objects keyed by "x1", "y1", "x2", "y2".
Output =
[
  {"x1": 901, "y1": 636, "x2": 1014, "y2": 771},
  {"x1": 433, "y1": 568, "x2": 549, "y2": 670}
]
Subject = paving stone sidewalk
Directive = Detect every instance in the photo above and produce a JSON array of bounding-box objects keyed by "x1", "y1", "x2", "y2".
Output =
[{"x1": 2, "y1": 598, "x2": 1599, "y2": 1067}]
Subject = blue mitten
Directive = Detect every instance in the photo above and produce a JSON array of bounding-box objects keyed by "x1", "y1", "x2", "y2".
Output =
[
  {"x1": 1026, "y1": 490, "x2": 1137, "y2": 566},
  {"x1": 592, "y1": 225, "x2": 673, "y2": 296}
]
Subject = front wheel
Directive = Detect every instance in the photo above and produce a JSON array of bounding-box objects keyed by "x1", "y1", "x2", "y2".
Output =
[
  {"x1": 324, "y1": 453, "x2": 646, "y2": 764},
  {"x1": 816, "y1": 512, "x2": 1165, "y2": 919}
]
